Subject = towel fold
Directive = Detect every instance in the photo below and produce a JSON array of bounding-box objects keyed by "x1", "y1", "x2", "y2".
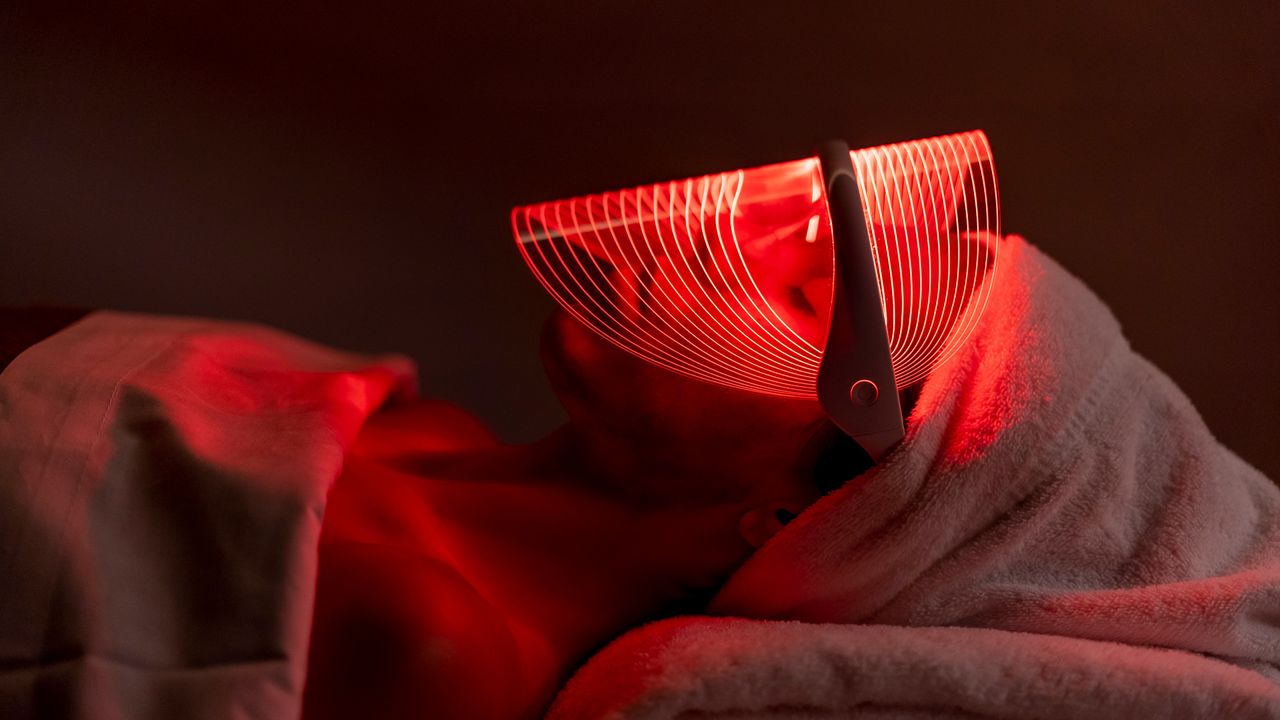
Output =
[
  {"x1": 552, "y1": 619, "x2": 1280, "y2": 719},
  {"x1": 550, "y1": 236, "x2": 1280, "y2": 719}
]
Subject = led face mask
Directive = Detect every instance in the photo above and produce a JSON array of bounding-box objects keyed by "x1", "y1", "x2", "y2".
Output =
[{"x1": 512, "y1": 130, "x2": 999, "y2": 461}]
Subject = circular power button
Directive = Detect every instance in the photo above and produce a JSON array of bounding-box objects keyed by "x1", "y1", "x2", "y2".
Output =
[{"x1": 850, "y1": 379, "x2": 879, "y2": 406}]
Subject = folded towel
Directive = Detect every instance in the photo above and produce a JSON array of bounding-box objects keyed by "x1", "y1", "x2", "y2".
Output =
[
  {"x1": 0, "y1": 311, "x2": 414, "y2": 719},
  {"x1": 550, "y1": 236, "x2": 1280, "y2": 719}
]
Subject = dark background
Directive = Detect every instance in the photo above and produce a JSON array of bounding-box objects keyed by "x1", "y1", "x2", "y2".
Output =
[{"x1": 2, "y1": 3, "x2": 1277, "y2": 477}]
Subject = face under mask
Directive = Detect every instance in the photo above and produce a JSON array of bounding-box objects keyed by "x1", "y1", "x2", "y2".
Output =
[{"x1": 512, "y1": 130, "x2": 999, "y2": 461}]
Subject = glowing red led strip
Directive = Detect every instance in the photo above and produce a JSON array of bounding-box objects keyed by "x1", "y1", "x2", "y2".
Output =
[
  {"x1": 623, "y1": 183, "x2": 776, "y2": 387},
  {"x1": 513, "y1": 162, "x2": 827, "y2": 397},
  {"x1": 675, "y1": 176, "x2": 815, "y2": 384},
  {"x1": 718, "y1": 174, "x2": 822, "y2": 378},
  {"x1": 928, "y1": 131, "x2": 998, "y2": 379},
  {"x1": 723, "y1": 172, "x2": 825, "y2": 360},
  {"x1": 512, "y1": 130, "x2": 999, "y2": 398},
  {"x1": 519, "y1": 199, "x2": 760, "y2": 393},
  {"x1": 640, "y1": 175, "x2": 808, "y2": 386},
  {"x1": 850, "y1": 131, "x2": 999, "y2": 388},
  {"x1": 887, "y1": 137, "x2": 946, "y2": 384},
  {"x1": 913, "y1": 133, "x2": 978, "y2": 384},
  {"x1": 585, "y1": 188, "x2": 774, "y2": 390},
  {"x1": 918, "y1": 134, "x2": 979, "y2": 383},
  {"x1": 557, "y1": 195, "x2": 729, "y2": 383}
]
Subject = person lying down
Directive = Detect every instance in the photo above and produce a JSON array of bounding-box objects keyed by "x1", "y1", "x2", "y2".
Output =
[{"x1": 0, "y1": 235, "x2": 1277, "y2": 720}]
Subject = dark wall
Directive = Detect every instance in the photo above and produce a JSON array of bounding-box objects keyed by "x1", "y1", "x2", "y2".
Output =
[{"x1": 2, "y1": 2, "x2": 1277, "y2": 477}]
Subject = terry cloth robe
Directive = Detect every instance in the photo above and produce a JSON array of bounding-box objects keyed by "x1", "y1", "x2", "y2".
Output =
[{"x1": 547, "y1": 237, "x2": 1280, "y2": 720}]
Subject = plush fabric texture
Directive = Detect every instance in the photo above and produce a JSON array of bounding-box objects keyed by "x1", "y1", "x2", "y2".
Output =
[
  {"x1": 0, "y1": 311, "x2": 414, "y2": 720},
  {"x1": 549, "y1": 237, "x2": 1280, "y2": 719}
]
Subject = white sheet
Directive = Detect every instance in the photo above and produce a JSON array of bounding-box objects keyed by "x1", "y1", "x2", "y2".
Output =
[{"x1": 0, "y1": 311, "x2": 414, "y2": 719}]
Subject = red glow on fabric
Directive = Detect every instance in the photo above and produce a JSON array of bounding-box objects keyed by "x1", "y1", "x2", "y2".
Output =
[{"x1": 513, "y1": 131, "x2": 999, "y2": 395}]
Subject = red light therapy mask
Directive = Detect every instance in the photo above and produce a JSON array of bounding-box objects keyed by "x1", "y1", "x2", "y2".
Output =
[{"x1": 512, "y1": 130, "x2": 999, "y2": 461}]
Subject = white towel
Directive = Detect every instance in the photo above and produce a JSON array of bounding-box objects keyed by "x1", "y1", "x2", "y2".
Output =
[
  {"x1": 0, "y1": 312, "x2": 414, "y2": 719},
  {"x1": 549, "y1": 237, "x2": 1280, "y2": 719}
]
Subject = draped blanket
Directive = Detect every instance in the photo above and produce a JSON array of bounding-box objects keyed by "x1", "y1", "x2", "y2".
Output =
[{"x1": 0, "y1": 312, "x2": 414, "y2": 719}]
